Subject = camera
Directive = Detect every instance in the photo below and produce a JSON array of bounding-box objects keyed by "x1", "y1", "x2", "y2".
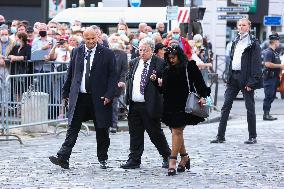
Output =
[{"x1": 57, "y1": 40, "x2": 65, "y2": 45}]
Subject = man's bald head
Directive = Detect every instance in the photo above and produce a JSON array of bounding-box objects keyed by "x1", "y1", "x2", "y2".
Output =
[
  {"x1": 172, "y1": 27, "x2": 181, "y2": 34},
  {"x1": 83, "y1": 27, "x2": 98, "y2": 49},
  {"x1": 139, "y1": 23, "x2": 147, "y2": 33}
]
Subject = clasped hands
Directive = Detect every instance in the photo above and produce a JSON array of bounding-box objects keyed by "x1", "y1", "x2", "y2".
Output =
[{"x1": 150, "y1": 73, "x2": 163, "y2": 87}]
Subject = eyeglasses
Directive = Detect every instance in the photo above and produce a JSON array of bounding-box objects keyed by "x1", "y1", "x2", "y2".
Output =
[{"x1": 139, "y1": 48, "x2": 151, "y2": 53}]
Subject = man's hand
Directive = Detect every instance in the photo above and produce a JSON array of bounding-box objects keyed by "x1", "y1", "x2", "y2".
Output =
[
  {"x1": 150, "y1": 73, "x2": 157, "y2": 81},
  {"x1": 118, "y1": 82, "x2": 126, "y2": 88},
  {"x1": 0, "y1": 57, "x2": 5, "y2": 66},
  {"x1": 42, "y1": 43, "x2": 52, "y2": 50},
  {"x1": 63, "y1": 98, "x2": 69, "y2": 107},
  {"x1": 158, "y1": 78, "x2": 163, "y2": 87},
  {"x1": 245, "y1": 86, "x2": 252, "y2": 91},
  {"x1": 198, "y1": 97, "x2": 206, "y2": 106},
  {"x1": 101, "y1": 97, "x2": 110, "y2": 106}
]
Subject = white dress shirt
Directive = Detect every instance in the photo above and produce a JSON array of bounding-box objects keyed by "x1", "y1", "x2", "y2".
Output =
[
  {"x1": 132, "y1": 58, "x2": 151, "y2": 102},
  {"x1": 232, "y1": 33, "x2": 251, "y2": 71},
  {"x1": 80, "y1": 44, "x2": 97, "y2": 93}
]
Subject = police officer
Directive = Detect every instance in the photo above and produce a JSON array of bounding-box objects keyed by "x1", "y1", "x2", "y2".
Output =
[{"x1": 262, "y1": 33, "x2": 284, "y2": 121}]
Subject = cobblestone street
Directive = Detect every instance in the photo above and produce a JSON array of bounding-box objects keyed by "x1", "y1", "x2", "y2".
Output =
[{"x1": 1, "y1": 115, "x2": 284, "y2": 189}]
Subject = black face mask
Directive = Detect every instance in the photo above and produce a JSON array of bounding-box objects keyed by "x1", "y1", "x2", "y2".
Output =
[
  {"x1": 39, "y1": 31, "x2": 47, "y2": 37},
  {"x1": 0, "y1": 22, "x2": 4, "y2": 26},
  {"x1": 158, "y1": 30, "x2": 165, "y2": 36}
]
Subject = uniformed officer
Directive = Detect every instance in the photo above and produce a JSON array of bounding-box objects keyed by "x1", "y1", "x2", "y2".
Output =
[{"x1": 262, "y1": 33, "x2": 284, "y2": 121}]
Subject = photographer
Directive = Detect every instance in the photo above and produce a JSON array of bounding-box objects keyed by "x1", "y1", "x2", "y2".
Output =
[
  {"x1": 46, "y1": 36, "x2": 70, "y2": 71},
  {"x1": 262, "y1": 33, "x2": 284, "y2": 121}
]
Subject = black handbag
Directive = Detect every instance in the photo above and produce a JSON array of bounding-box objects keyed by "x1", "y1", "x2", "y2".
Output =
[{"x1": 184, "y1": 66, "x2": 209, "y2": 118}]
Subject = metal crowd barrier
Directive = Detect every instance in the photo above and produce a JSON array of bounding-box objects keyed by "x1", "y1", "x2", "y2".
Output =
[
  {"x1": 0, "y1": 59, "x2": 102, "y2": 144},
  {"x1": 214, "y1": 55, "x2": 228, "y2": 81},
  {"x1": 0, "y1": 71, "x2": 68, "y2": 143}
]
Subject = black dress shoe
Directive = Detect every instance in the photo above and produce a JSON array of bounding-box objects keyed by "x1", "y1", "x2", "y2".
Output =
[
  {"x1": 244, "y1": 138, "x2": 257, "y2": 144},
  {"x1": 110, "y1": 127, "x2": 118, "y2": 133},
  {"x1": 263, "y1": 114, "x2": 277, "y2": 121},
  {"x1": 210, "y1": 136, "x2": 225, "y2": 143},
  {"x1": 120, "y1": 159, "x2": 140, "y2": 169},
  {"x1": 49, "y1": 155, "x2": 69, "y2": 169},
  {"x1": 99, "y1": 160, "x2": 108, "y2": 169},
  {"x1": 162, "y1": 157, "x2": 169, "y2": 169}
]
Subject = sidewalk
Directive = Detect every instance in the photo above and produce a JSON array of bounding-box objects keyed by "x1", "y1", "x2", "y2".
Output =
[{"x1": 1, "y1": 115, "x2": 283, "y2": 188}]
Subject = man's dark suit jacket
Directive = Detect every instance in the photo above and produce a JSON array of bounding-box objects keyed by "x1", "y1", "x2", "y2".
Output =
[
  {"x1": 126, "y1": 55, "x2": 164, "y2": 119},
  {"x1": 113, "y1": 49, "x2": 128, "y2": 97},
  {"x1": 62, "y1": 44, "x2": 117, "y2": 128}
]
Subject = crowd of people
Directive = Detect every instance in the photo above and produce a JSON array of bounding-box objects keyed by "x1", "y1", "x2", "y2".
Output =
[
  {"x1": 6, "y1": 14, "x2": 281, "y2": 176},
  {"x1": 0, "y1": 14, "x2": 214, "y2": 128}
]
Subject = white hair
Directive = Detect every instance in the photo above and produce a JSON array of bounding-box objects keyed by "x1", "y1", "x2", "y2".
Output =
[{"x1": 139, "y1": 37, "x2": 155, "y2": 51}]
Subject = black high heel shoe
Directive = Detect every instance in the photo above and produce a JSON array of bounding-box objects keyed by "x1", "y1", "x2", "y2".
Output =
[
  {"x1": 168, "y1": 156, "x2": 177, "y2": 176},
  {"x1": 177, "y1": 153, "x2": 190, "y2": 172}
]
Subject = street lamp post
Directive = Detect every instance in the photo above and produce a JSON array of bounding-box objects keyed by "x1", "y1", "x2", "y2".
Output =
[{"x1": 167, "y1": 0, "x2": 174, "y2": 31}]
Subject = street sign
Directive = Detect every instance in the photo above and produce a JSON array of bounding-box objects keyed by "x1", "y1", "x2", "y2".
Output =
[
  {"x1": 217, "y1": 7, "x2": 249, "y2": 13},
  {"x1": 218, "y1": 14, "x2": 248, "y2": 20},
  {"x1": 264, "y1": 16, "x2": 282, "y2": 26},
  {"x1": 231, "y1": 0, "x2": 254, "y2": 6},
  {"x1": 129, "y1": 0, "x2": 141, "y2": 7},
  {"x1": 166, "y1": 6, "x2": 178, "y2": 21}
]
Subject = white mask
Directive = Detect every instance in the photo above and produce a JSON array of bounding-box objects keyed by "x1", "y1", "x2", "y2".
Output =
[
  {"x1": 1, "y1": 36, "x2": 8, "y2": 42},
  {"x1": 111, "y1": 42, "x2": 121, "y2": 50}
]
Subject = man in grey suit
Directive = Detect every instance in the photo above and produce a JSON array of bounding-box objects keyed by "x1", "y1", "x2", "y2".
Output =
[
  {"x1": 49, "y1": 27, "x2": 117, "y2": 169},
  {"x1": 120, "y1": 37, "x2": 171, "y2": 169}
]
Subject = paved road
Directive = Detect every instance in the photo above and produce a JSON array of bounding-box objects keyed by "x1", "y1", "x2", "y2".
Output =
[{"x1": 1, "y1": 114, "x2": 284, "y2": 189}]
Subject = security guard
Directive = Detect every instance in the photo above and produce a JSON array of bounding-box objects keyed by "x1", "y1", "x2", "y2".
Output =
[{"x1": 262, "y1": 33, "x2": 284, "y2": 121}]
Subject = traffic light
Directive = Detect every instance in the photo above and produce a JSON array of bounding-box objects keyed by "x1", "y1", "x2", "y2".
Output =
[
  {"x1": 190, "y1": 7, "x2": 206, "y2": 21},
  {"x1": 191, "y1": 21, "x2": 203, "y2": 36}
]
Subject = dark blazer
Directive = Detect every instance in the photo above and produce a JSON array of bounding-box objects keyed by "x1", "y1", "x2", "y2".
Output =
[
  {"x1": 227, "y1": 33, "x2": 263, "y2": 89},
  {"x1": 113, "y1": 49, "x2": 128, "y2": 96},
  {"x1": 62, "y1": 44, "x2": 117, "y2": 128},
  {"x1": 126, "y1": 55, "x2": 164, "y2": 119}
]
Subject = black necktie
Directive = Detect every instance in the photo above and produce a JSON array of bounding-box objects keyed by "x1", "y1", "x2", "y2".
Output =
[
  {"x1": 85, "y1": 49, "x2": 92, "y2": 93},
  {"x1": 140, "y1": 62, "x2": 148, "y2": 95}
]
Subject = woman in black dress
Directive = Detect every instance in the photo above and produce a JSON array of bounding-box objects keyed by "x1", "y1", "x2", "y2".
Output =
[
  {"x1": 8, "y1": 32, "x2": 31, "y2": 103},
  {"x1": 8, "y1": 32, "x2": 31, "y2": 75},
  {"x1": 151, "y1": 45, "x2": 209, "y2": 176}
]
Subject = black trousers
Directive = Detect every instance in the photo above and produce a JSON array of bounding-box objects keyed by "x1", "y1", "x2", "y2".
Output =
[
  {"x1": 57, "y1": 93, "x2": 110, "y2": 162},
  {"x1": 128, "y1": 102, "x2": 171, "y2": 162},
  {"x1": 263, "y1": 77, "x2": 279, "y2": 112},
  {"x1": 217, "y1": 72, "x2": 257, "y2": 139}
]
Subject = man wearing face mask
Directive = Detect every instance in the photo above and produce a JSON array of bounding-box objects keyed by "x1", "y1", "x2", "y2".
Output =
[
  {"x1": 165, "y1": 27, "x2": 192, "y2": 60},
  {"x1": 32, "y1": 23, "x2": 56, "y2": 72},
  {"x1": 32, "y1": 23, "x2": 54, "y2": 53},
  {"x1": 117, "y1": 22, "x2": 128, "y2": 36},
  {"x1": 0, "y1": 29, "x2": 15, "y2": 58},
  {"x1": 9, "y1": 20, "x2": 20, "y2": 40},
  {"x1": 0, "y1": 28, "x2": 15, "y2": 95}
]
